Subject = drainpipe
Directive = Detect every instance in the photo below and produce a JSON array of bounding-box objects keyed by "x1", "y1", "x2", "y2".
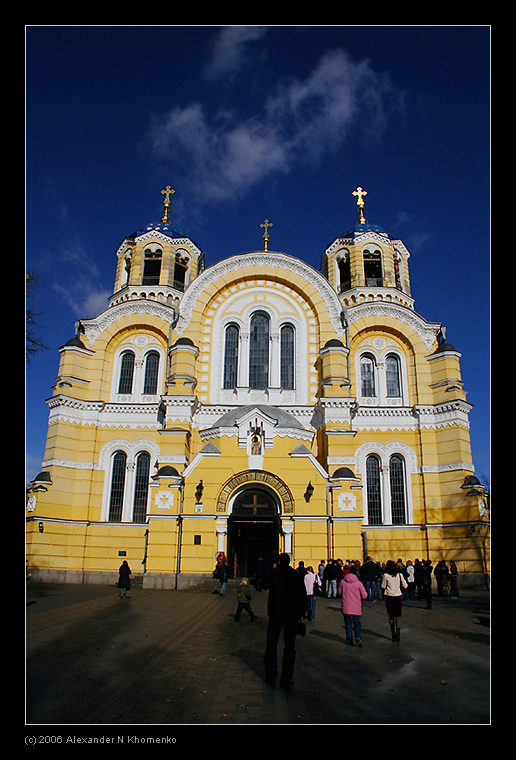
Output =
[{"x1": 175, "y1": 478, "x2": 185, "y2": 590}]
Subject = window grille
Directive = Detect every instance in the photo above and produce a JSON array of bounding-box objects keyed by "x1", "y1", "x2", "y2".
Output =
[
  {"x1": 249, "y1": 313, "x2": 269, "y2": 389},
  {"x1": 132, "y1": 452, "x2": 150, "y2": 523},
  {"x1": 118, "y1": 351, "x2": 135, "y2": 394},
  {"x1": 386, "y1": 355, "x2": 401, "y2": 397},
  {"x1": 143, "y1": 352, "x2": 160, "y2": 394},
  {"x1": 390, "y1": 455, "x2": 407, "y2": 524},
  {"x1": 280, "y1": 324, "x2": 295, "y2": 389},
  {"x1": 366, "y1": 455, "x2": 382, "y2": 524},
  {"x1": 108, "y1": 452, "x2": 127, "y2": 522},
  {"x1": 223, "y1": 324, "x2": 239, "y2": 389}
]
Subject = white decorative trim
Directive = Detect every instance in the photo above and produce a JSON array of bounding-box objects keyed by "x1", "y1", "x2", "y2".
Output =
[
  {"x1": 176, "y1": 252, "x2": 345, "y2": 339},
  {"x1": 348, "y1": 301, "x2": 441, "y2": 349},
  {"x1": 81, "y1": 300, "x2": 174, "y2": 345}
]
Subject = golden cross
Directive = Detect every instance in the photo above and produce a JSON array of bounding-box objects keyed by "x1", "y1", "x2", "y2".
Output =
[
  {"x1": 352, "y1": 186, "x2": 367, "y2": 224},
  {"x1": 161, "y1": 185, "x2": 175, "y2": 223},
  {"x1": 260, "y1": 219, "x2": 273, "y2": 251}
]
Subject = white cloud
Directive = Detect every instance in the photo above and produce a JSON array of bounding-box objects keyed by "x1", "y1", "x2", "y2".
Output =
[
  {"x1": 203, "y1": 26, "x2": 268, "y2": 81},
  {"x1": 146, "y1": 47, "x2": 402, "y2": 204}
]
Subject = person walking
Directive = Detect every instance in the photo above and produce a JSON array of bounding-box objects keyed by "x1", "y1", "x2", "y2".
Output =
[
  {"x1": 450, "y1": 560, "x2": 460, "y2": 598},
  {"x1": 406, "y1": 560, "x2": 415, "y2": 600},
  {"x1": 324, "y1": 560, "x2": 338, "y2": 598},
  {"x1": 218, "y1": 560, "x2": 229, "y2": 596},
  {"x1": 381, "y1": 559, "x2": 408, "y2": 642},
  {"x1": 304, "y1": 566, "x2": 322, "y2": 621},
  {"x1": 339, "y1": 565, "x2": 368, "y2": 646},
  {"x1": 234, "y1": 577, "x2": 256, "y2": 621},
  {"x1": 262, "y1": 553, "x2": 307, "y2": 689},
  {"x1": 117, "y1": 560, "x2": 132, "y2": 599},
  {"x1": 361, "y1": 556, "x2": 378, "y2": 601}
]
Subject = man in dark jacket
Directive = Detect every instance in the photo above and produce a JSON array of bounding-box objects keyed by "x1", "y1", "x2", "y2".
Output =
[{"x1": 262, "y1": 553, "x2": 307, "y2": 689}]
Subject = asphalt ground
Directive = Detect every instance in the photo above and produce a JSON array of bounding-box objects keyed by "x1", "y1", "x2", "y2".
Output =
[{"x1": 24, "y1": 577, "x2": 491, "y2": 738}]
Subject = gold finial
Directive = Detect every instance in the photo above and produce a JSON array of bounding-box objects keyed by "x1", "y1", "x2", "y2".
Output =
[
  {"x1": 352, "y1": 186, "x2": 368, "y2": 224},
  {"x1": 161, "y1": 185, "x2": 175, "y2": 223},
  {"x1": 260, "y1": 219, "x2": 273, "y2": 251}
]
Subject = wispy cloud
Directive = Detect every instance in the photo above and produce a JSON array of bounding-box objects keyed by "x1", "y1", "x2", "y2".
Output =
[
  {"x1": 146, "y1": 41, "x2": 403, "y2": 204},
  {"x1": 203, "y1": 25, "x2": 268, "y2": 81}
]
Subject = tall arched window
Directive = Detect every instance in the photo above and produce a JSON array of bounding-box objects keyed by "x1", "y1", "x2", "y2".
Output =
[
  {"x1": 366, "y1": 455, "x2": 382, "y2": 524},
  {"x1": 118, "y1": 351, "x2": 135, "y2": 394},
  {"x1": 249, "y1": 312, "x2": 269, "y2": 389},
  {"x1": 390, "y1": 455, "x2": 407, "y2": 524},
  {"x1": 108, "y1": 451, "x2": 127, "y2": 522},
  {"x1": 143, "y1": 351, "x2": 160, "y2": 394},
  {"x1": 363, "y1": 248, "x2": 383, "y2": 286},
  {"x1": 223, "y1": 324, "x2": 239, "y2": 389},
  {"x1": 385, "y1": 354, "x2": 401, "y2": 397},
  {"x1": 132, "y1": 452, "x2": 150, "y2": 523},
  {"x1": 360, "y1": 354, "x2": 376, "y2": 397},
  {"x1": 280, "y1": 324, "x2": 295, "y2": 390}
]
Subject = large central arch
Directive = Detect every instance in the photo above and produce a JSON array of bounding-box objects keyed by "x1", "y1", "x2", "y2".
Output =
[{"x1": 217, "y1": 471, "x2": 294, "y2": 578}]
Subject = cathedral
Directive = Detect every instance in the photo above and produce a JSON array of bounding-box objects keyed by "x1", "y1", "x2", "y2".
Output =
[{"x1": 26, "y1": 187, "x2": 490, "y2": 589}]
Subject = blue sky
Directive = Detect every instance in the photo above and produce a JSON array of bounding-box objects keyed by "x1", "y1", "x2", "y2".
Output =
[{"x1": 25, "y1": 25, "x2": 490, "y2": 486}]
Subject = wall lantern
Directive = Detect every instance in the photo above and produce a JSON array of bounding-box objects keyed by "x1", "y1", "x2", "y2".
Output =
[{"x1": 304, "y1": 482, "x2": 314, "y2": 502}]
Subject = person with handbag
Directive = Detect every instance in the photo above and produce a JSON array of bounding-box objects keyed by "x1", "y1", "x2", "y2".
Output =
[
  {"x1": 304, "y1": 566, "x2": 322, "y2": 621},
  {"x1": 381, "y1": 560, "x2": 408, "y2": 641}
]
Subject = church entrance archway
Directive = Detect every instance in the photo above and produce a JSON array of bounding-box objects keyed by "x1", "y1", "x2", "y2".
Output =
[{"x1": 228, "y1": 486, "x2": 280, "y2": 579}]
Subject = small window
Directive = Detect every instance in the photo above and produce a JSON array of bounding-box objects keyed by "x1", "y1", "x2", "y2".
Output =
[
  {"x1": 390, "y1": 455, "x2": 406, "y2": 524},
  {"x1": 109, "y1": 451, "x2": 127, "y2": 522},
  {"x1": 142, "y1": 247, "x2": 162, "y2": 285},
  {"x1": 118, "y1": 351, "x2": 135, "y2": 394},
  {"x1": 194, "y1": 535, "x2": 202, "y2": 545},
  {"x1": 143, "y1": 352, "x2": 160, "y2": 394},
  {"x1": 386, "y1": 355, "x2": 401, "y2": 397},
  {"x1": 360, "y1": 354, "x2": 376, "y2": 397},
  {"x1": 280, "y1": 324, "x2": 295, "y2": 389},
  {"x1": 249, "y1": 312, "x2": 269, "y2": 390},
  {"x1": 223, "y1": 324, "x2": 239, "y2": 389},
  {"x1": 132, "y1": 452, "x2": 150, "y2": 523},
  {"x1": 366, "y1": 455, "x2": 382, "y2": 525}
]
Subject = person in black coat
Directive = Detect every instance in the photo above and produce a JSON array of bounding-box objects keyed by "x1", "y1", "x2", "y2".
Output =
[
  {"x1": 117, "y1": 560, "x2": 132, "y2": 598},
  {"x1": 262, "y1": 553, "x2": 307, "y2": 689}
]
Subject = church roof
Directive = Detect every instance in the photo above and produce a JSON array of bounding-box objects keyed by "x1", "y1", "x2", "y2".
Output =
[
  {"x1": 210, "y1": 404, "x2": 305, "y2": 430},
  {"x1": 339, "y1": 222, "x2": 389, "y2": 238}
]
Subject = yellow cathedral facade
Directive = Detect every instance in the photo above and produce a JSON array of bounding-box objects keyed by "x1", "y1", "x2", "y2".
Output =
[{"x1": 26, "y1": 187, "x2": 490, "y2": 589}]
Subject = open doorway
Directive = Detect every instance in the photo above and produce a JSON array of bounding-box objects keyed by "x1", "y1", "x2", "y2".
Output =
[{"x1": 227, "y1": 487, "x2": 280, "y2": 579}]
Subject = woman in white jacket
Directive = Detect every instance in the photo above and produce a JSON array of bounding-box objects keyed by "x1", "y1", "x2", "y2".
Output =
[{"x1": 381, "y1": 560, "x2": 408, "y2": 642}]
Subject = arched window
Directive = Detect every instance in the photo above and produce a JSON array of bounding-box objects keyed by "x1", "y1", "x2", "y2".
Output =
[
  {"x1": 143, "y1": 351, "x2": 160, "y2": 394},
  {"x1": 118, "y1": 351, "x2": 135, "y2": 394},
  {"x1": 280, "y1": 324, "x2": 295, "y2": 390},
  {"x1": 363, "y1": 248, "x2": 383, "y2": 286},
  {"x1": 108, "y1": 451, "x2": 127, "y2": 522},
  {"x1": 337, "y1": 252, "x2": 351, "y2": 292},
  {"x1": 132, "y1": 452, "x2": 150, "y2": 523},
  {"x1": 360, "y1": 354, "x2": 376, "y2": 397},
  {"x1": 142, "y1": 246, "x2": 162, "y2": 285},
  {"x1": 249, "y1": 312, "x2": 269, "y2": 389},
  {"x1": 390, "y1": 455, "x2": 407, "y2": 524},
  {"x1": 366, "y1": 455, "x2": 382, "y2": 524},
  {"x1": 385, "y1": 354, "x2": 401, "y2": 397},
  {"x1": 223, "y1": 324, "x2": 239, "y2": 389}
]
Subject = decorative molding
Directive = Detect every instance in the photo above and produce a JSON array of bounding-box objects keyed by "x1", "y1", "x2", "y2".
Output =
[
  {"x1": 81, "y1": 300, "x2": 174, "y2": 345},
  {"x1": 176, "y1": 252, "x2": 345, "y2": 339},
  {"x1": 348, "y1": 301, "x2": 441, "y2": 349}
]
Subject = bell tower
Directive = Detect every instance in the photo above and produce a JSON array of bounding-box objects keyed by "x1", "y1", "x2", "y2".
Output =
[
  {"x1": 322, "y1": 187, "x2": 413, "y2": 310},
  {"x1": 110, "y1": 187, "x2": 204, "y2": 308}
]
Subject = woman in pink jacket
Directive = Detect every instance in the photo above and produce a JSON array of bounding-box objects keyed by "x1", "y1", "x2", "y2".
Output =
[{"x1": 338, "y1": 565, "x2": 368, "y2": 646}]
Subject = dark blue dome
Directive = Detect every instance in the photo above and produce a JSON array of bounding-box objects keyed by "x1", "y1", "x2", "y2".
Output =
[{"x1": 340, "y1": 222, "x2": 388, "y2": 237}]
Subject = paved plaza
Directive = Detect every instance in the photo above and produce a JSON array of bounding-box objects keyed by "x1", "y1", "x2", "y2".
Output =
[{"x1": 25, "y1": 577, "x2": 490, "y2": 735}]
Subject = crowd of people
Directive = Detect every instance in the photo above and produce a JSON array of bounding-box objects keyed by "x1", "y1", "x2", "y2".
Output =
[{"x1": 212, "y1": 551, "x2": 460, "y2": 689}]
